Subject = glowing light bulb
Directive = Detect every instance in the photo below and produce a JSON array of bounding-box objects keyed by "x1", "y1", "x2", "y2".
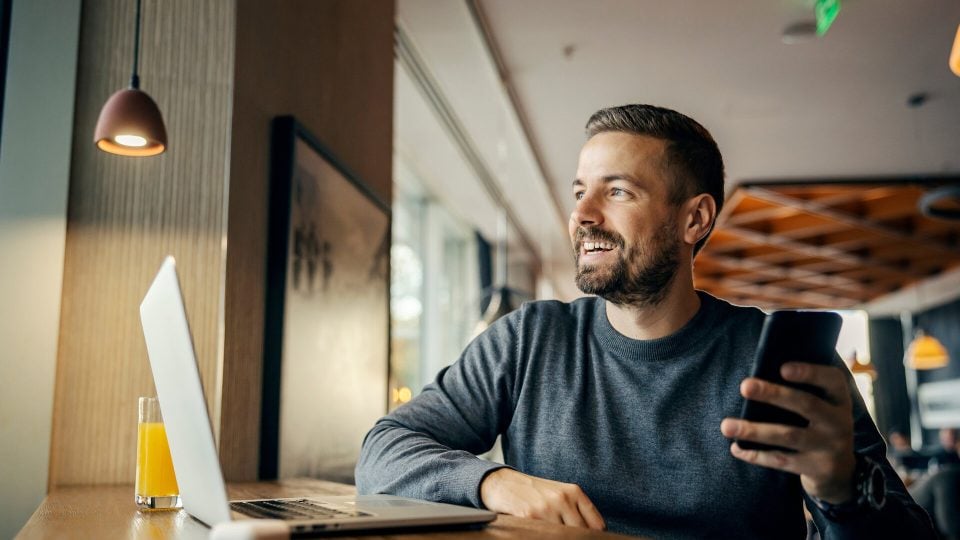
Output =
[
  {"x1": 951, "y1": 24, "x2": 960, "y2": 77},
  {"x1": 114, "y1": 134, "x2": 148, "y2": 147}
]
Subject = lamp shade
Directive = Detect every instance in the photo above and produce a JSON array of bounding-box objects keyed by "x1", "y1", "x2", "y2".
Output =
[
  {"x1": 951, "y1": 24, "x2": 960, "y2": 77},
  {"x1": 905, "y1": 332, "x2": 950, "y2": 370},
  {"x1": 850, "y1": 359, "x2": 878, "y2": 379},
  {"x1": 93, "y1": 88, "x2": 167, "y2": 156}
]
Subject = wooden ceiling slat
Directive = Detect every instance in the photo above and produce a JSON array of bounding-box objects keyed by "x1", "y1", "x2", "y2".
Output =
[
  {"x1": 694, "y1": 276, "x2": 853, "y2": 309},
  {"x1": 698, "y1": 182, "x2": 960, "y2": 309},
  {"x1": 720, "y1": 224, "x2": 913, "y2": 276},
  {"x1": 861, "y1": 191, "x2": 925, "y2": 221},
  {"x1": 809, "y1": 228, "x2": 888, "y2": 251},
  {"x1": 806, "y1": 186, "x2": 903, "y2": 207},
  {"x1": 765, "y1": 214, "x2": 846, "y2": 237},
  {"x1": 868, "y1": 242, "x2": 959, "y2": 263},
  {"x1": 697, "y1": 253, "x2": 868, "y2": 293},
  {"x1": 745, "y1": 186, "x2": 960, "y2": 257}
]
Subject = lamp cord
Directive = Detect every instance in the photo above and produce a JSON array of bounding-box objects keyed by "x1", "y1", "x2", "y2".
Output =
[{"x1": 130, "y1": 0, "x2": 141, "y2": 89}]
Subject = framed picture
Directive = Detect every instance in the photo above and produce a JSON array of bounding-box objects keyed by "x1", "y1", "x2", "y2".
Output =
[{"x1": 261, "y1": 116, "x2": 390, "y2": 481}]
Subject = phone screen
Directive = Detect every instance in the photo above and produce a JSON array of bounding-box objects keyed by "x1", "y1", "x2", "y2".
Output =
[{"x1": 736, "y1": 310, "x2": 842, "y2": 452}]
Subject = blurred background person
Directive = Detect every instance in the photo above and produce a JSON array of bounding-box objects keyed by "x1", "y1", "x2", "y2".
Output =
[{"x1": 930, "y1": 428, "x2": 960, "y2": 470}]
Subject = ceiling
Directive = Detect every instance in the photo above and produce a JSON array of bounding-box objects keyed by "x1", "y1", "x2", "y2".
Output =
[
  {"x1": 397, "y1": 0, "x2": 960, "y2": 306},
  {"x1": 695, "y1": 181, "x2": 960, "y2": 310},
  {"x1": 478, "y1": 0, "x2": 960, "y2": 202}
]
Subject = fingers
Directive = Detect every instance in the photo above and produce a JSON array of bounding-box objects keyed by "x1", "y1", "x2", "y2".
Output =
[
  {"x1": 720, "y1": 418, "x2": 810, "y2": 452},
  {"x1": 558, "y1": 502, "x2": 587, "y2": 528},
  {"x1": 550, "y1": 485, "x2": 604, "y2": 530},
  {"x1": 722, "y1": 363, "x2": 857, "y2": 501},
  {"x1": 480, "y1": 469, "x2": 604, "y2": 530},
  {"x1": 739, "y1": 364, "x2": 850, "y2": 424},
  {"x1": 577, "y1": 496, "x2": 607, "y2": 530},
  {"x1": 728, "y1": 442, "x2": 801, "y2": 475},
  {"x1": 739, "y1": 377, "x2": 819, "y2": 420},
  {"x1": 780, "y1": 363, "x2": 850, "y2": 407}
]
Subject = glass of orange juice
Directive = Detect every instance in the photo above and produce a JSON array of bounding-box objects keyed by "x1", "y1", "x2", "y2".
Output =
[{"x1": 135, "y1": 397, "x2": 180, "y2": 510}]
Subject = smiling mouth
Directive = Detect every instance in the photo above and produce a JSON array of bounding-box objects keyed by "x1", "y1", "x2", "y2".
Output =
[{"x1": 580, "y1": 240, "x2": 617, "y2": 256}]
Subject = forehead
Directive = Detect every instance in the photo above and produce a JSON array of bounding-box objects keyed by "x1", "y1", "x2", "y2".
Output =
[{"x1": 576, "y1": 132, "x2": 668, "y2": 181}]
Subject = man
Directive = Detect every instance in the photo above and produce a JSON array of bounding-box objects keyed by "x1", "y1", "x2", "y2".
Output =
[
  {"x1": 886, "y1": 429, "x2": 928, "y2": 481},
  {"x1": 931, "y1": 427, "x2": 960, "y2": 469},
  {"x1": 911, "y1": 428, "x2": 960, "y2": 540},
  {"x1": 355, "y1": 104, "x2": 934, "y2": 538}
]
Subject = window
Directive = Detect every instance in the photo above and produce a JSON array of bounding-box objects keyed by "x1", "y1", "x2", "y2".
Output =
[
  {"x1": 835, "y1": 310, "x2": 876, "y2": 419},
  {"x1": 389, "y1": 173, "x2": 481, "y2": 411}
]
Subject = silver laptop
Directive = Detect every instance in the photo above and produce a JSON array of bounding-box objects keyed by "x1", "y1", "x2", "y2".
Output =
[{"x1": 139, "y1": 256, "x2": 496, "y2": 534}]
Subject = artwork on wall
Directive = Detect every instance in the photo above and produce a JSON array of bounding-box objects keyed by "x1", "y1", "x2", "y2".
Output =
[{"x1": 261, "y1": 116, "x2": 390, "y2": 481}]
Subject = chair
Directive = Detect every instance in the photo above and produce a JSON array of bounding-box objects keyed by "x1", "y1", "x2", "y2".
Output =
[{"x1": 911, "y1": 465, "x2": 960, "y2": 540}]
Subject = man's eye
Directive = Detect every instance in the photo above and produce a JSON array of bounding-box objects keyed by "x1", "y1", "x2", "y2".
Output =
[
  {"x1": 611, "y1": 188, "x2": 627, "y2": 196},
  {"x1": 574, "y1": 191, "x2": 585, "y2": 200}
]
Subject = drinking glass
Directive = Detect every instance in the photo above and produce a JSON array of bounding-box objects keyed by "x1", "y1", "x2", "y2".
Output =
[{"x1": 135, "y1": 397, "x2": 180, "y2": 509}]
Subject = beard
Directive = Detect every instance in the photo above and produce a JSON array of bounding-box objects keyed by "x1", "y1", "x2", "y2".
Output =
[{"x1": 573, "y1": 218, "x2": 680, "y2": 307}]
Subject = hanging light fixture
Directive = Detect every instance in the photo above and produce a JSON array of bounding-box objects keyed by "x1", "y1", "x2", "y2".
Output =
[
  {"x1": 847, "y1": 351, "x2": 878, "y2": 379},
  {"x1": 905, "y1": 330, "x2": 950, "y2": 370},
  {"x1": 950, "y1": 23, "x2": 960, "y2": 77},
  {"x1": 93, "y1": 0, "x2": 167, "y2": 156},
  {"x1": 919, "y1": 184, "x2": 960, "y2": 222}
]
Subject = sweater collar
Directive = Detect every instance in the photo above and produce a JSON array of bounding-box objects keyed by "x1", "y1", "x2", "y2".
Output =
[{"x1": 593, "y1": 290, "x2": 724, "y2": 360}]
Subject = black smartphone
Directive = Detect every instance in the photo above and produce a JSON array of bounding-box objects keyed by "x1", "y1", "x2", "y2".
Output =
[{"x1": 736, "y1": 310, "x2": 843, "y2": 452}]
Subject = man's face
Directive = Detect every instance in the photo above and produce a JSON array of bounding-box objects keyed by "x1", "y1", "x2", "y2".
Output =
[
  {"x1": 569, "y1": 131, "x2": 683, "y2": 306},
  {"x1": 889, "y1": 432, "x2": 909, "y2": 451},
  {"x1": 940, "y1": 428, "x2": 958, "y2": 450}
]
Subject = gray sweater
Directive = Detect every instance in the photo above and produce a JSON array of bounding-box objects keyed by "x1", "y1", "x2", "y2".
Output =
[{"x1": 356, "y1": 293, "x2": 934, "y2": 539}]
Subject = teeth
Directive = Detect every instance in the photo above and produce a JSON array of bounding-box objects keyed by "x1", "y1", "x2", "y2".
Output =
[{"x1": 583, "y1": 241, "x2": 615, "y2": 252}]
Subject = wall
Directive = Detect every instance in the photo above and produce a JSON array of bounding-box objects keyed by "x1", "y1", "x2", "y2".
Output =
[
  {"x1": 48, "y1": 0, "x2": 235, "y2": 487},
  {"x1": 9, "y1": 0, "x2": 395, "y2": 513},
  {"x1": 0, "y1": 1, "x2": 80, "y2": 534},
  {"x1": 220, "y1": 0, "x2": 395, "y2": 480}
]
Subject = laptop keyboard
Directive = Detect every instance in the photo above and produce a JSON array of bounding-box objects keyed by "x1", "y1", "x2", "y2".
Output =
[{"x1": 231, "y1": 499, "x2": 372, "y2": 521}]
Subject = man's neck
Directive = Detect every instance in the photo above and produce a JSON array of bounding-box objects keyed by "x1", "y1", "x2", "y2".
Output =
[{"x1": 604, "y1": 275, "x2": 701, "y2": 341}]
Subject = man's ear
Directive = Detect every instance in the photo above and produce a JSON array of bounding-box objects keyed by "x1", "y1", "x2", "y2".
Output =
[{"x1": 682, "y1": 194, "x2": 717, "y2": 247}]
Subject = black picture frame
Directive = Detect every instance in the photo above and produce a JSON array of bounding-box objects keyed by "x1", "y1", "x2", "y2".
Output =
[
  {"x1": 261, "y1": 116, "x2": 391, "y2": 480},
  {"x1": 0, "y1": 0, "x2": 14, "y2": 151}
]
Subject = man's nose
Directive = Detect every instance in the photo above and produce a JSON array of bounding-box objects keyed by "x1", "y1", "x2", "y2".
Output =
[{"x1": 571, "y1": 195, "x2": 603, "y2": 226}]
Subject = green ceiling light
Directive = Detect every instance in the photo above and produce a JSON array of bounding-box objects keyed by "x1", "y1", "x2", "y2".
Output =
[
  {"x1": 815, "y1": 0, "x2": 841, "y2": 36},
  {"x1": 93, "y1": 0, "x2": 167, "y2": 157}
]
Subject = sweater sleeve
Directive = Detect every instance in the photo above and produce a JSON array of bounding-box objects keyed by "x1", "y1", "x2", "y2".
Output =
[
  {"x1": 354, "y1": 309, "x2": 521, "y2": 508},
  {"x1": 806, "y1": 358, "x2": 937, "y2": 539}
]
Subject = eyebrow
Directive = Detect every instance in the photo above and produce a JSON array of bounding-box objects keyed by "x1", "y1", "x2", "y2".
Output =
[{"x1": 572, "y1": 175, "x2": 646, "y2": 189}]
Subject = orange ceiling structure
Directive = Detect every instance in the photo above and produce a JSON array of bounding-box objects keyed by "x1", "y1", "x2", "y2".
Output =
[{"x1": 695, "y1": 181, "x2": 960, "y2": 310}]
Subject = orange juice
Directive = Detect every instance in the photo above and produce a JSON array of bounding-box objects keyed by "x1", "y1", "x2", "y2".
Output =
[{"x1": 135, "y1": 422, "x2": 179, "y2": 497}]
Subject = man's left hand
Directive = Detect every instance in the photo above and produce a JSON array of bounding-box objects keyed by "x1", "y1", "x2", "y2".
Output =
[{"x1": 720, "y1": 362, "x2": 856, "y2": 504}]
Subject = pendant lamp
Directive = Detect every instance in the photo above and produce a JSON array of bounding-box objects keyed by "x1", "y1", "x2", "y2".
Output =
[
  {"x1": 848, "y1": 351, "x2": 877, "y2": 379},
  {"x1": 951, "y1": 24, "x2": 960, "y2": 77},
  {"x1": 905, "y1": 331, "x2": 950, "y2": 370},
  {"x1": 919, "y1": 185, "x2": 960, "y2": 222},
  {"x1": 93, "y1": 0, "x2": 167, "y2": 156}
]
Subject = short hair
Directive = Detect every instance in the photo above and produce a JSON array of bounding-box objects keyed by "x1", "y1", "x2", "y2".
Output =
[{"x1": 585, "y1": 104, "x2": 725, "y2": 256}]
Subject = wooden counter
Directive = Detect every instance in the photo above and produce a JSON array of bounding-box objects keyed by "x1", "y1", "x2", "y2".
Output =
[{"x1": 18, "y1": 478, "x2": 637, "y2": 539}]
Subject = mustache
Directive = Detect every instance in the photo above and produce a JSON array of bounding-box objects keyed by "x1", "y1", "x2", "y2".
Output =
[{"x1": 574, "y1": 227, "x2": 625, "y2": 251}]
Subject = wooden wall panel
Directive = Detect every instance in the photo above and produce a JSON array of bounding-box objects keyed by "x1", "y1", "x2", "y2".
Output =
[
  {"x1": 49, "y1": 0, "x2": 235, "y2": 486},
  {"x1": 220, "y1": 0, "x2": 395, "y2": 480}
]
